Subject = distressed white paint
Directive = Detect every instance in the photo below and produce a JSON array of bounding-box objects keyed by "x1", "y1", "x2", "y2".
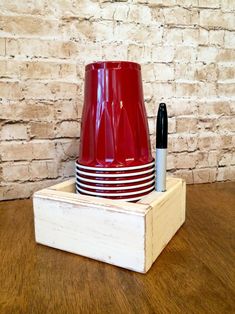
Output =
[{"x1": 33, "y1": 177, "x2": 186, "y2": 273}]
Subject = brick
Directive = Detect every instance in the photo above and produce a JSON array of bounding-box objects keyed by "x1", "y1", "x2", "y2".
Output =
[
  {"x1": 220, "y1": 134, "x2": 234, "y2": 149},
  {"x1": 55, "y1": 139, "x2": 80, "y2": 161},
  {"x1": 166, "y1": 154, "x2": 175, "y2": 170},
  {"x1": 32, "y1": 141, "x2": 56, "y2": 160},
  {"x1": 198, "y1": 100, "x2": 230, "y2": 115},
  {"x1": 29, "y1": 161, "x2": 58, "y2": 180},
  {"x1": 176, "y1": 0, "x2": 198, "y2": 7},
  {"x1": 182, "y1": 28, "x2": 199, "y2": 46},
  {"x1": 47, "y1": 0, "x2": 100, "y2": 19},
  {"x1": 217, "y1": 83, "x2": 235, "y2": 96},
  {"x1": 200, "y1": 10, "x2": 235, "y2": 30},
  {"x1": 120, "y1": 24, "x2": 163, "y2": 44},
  {"x1": 6, "y1": 38, "x2": 77, "y2": 59},
  {"x1": 218, "y1": 65, "x2": 235, "y2": 80},
  {"x1": 168, "y1": 134, "x2": 198, "y2": 153},
  {"x1": 19, "y1": 61, "x2": 76, "y2": 80},
  {"x1": 168, "y1": 117, "x2": 176, "y2": 133},
  {"x1": 127, "y1": 45, "x2": 152, "y2": 63},
  {"x1": 22, "y1": 81, "x2": 78, "y2": 100},
  {"x1": 127, "y1": 5, "x2": 152, "y2": 24},
  {"x1": 54, "y1": 100, "x2": 82, "y2": 121},
  {"x1": 163, "y1": 7, "x2": 192, "y2": 25},
  {"x1": 148, "y1": 118, "x2": 155, "y2": 135},
  {"x1": 132, "y1": 0, "x2": 176, "y2": 6},
  {"x1": 142, "y1": 64, "x2": 155, "y2": 82},
  {"x1": 218, "y1": 151, "x2": 233, "y2": 166},
  {"x1": 198, "y1": 0, "x2": 220, "y2": 8},
  {"x1": 198, "y1": 118, "x2": 217, "y2": 132},
  {"x1": 217, "y1": 117, "x2": 235, "y2": 132},
  {"x1": 0, "y1": 81, "x2": 23, "y2": 99},
  {"x1": 167, "y1": 99, "x2": 198, "y2": 117},
  {"x1": 197, "y1": 82, "x2": 217, "y2": 97},
  {"x1": 224, "y1": 31, "x2": 235, "y2": 49},
  {"x1": 172, "y1": 169, "x2": 194, "y2": 184},
  {"x1": 199, "y1": 28, "x2": 209, "y2": 45},
  {"x1": 0, "y1": 60, "x2": 20, "y2": 79},
  {"x1": 209, "y1": 30, "x2": 224, "y2": 46},
  {"x1": 151, "y1": 7, "x2": 165, "y2": 25},
  {"x1": 192, "y1": 168, "x2": 216, "y2": 183},
  {"x1": 175, "y1": 63, "x2": 195, "y2": 81},
  {"x1": 230, "y1": 101, "x2": 235, "y2": 115},
  {"x1": 0, "y1": 38, "x2": 5, "y2": 56},
  {"x1": 154, "y1": 63, "x2": 174, "y2": 80},
  {"x1": 216, "y1": 49, "x2": 235, "y2": 62},
  {"x1": 197, "y1": 46, "x2": 218, "y2": 63},
  {"x1": 152, "y1": 46, "x2": 174, "y2": 62},
  {"x1": 195, "y1": 63, "x2": 217, "y2": 81},
  {"x1": 176, "y1": 117, "x2": 198, "y2": 133},
  {"x1": 0, "y1": 15, "x2": 59, "y2": 36},
  {"x1": 217, "y1": 166, "x2": 235, "y2": 181},
  {"x1": 1, "y1": 141, "x2": 56, "y2": 161},
  {"x1": 76, "y1": 42, "x2": 102, "y2": 62},
  {"x1": 2, "y1": 162, "x2": 30, "y2": 181},
  {"x1": 0, "y1": 101, "x2": 54, "y2": 122},
  {"x1": 0, "y1": 179, "x2": 62, "y2": 201},
  {"x1": 30, "y1": 122, "x2": 55, "y2": 139},
  {"x1": 197, "y1": 133, "x2": 221, "y2": 151},
  {"x1": 102, "y1": 44, "x2": 128, "y2": 60},
  {"x1": 100, "y1": 3, "x2": 116, "y2": 19},
  {"x1": 56, "y1": 121, "x2": 80, "y2": 138},
  {"x1": 164, "y1": 28, "x2": 183, "y2": 46},
  {"x1": 1, "y1": 123, "x2": 28, "y2": 140},
  {"x1": 196, "y1": 151, "x2": 218, "y2": 168},
  {"x1": 175, "y1": 83, "x2": 197, "y2": 97},
  {"x1": 0, "y1": 0, "x2": 46, "y2": 15},
  {"x1": 153, "y1": 82, "x2": 174, "y2": 97},
  {"x1": 221, "y1": 0, "x2": 235, "y2": 12},
  {"x1": 175, "y1": 152, "x2": 197, "y2": 169},
  {"x1": 59, "y1": 160, "x2": 75, "y2": 177},
  {"x1": 69, "y1": 20, "x2": 110, "y2": 42},
  {"x1": 143, "y1": 82, "x2": 153, "y2": 103},
  {"x1": 174, "y1": 47, "x2": 197, "y2": 62}
]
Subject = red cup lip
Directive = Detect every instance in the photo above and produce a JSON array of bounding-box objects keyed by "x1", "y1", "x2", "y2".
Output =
[
  {"x1": 85, "y1": 61, "x2": 141, "y2": 72},
  {"x1": 77, "y1": 158, "x2": 154, "y2": 169},
  {"x1": 75, "y1": 160, "x2": 155, "y2": 172},
  {"x1": 76, "y1": 179, "x2": 155, "y2": 191},
  {"x1": 76, "y1": 187, "x2": 155, "y2": 201},
  {"x1": 77, "y1": 173, "x2": 155, "y2": 184},
  {"x1": 76, "y1": 184, "x2": 154, "y2": 197},
  {"x1": 76, "y1": 168, "x2": 154, "y2": 178}
]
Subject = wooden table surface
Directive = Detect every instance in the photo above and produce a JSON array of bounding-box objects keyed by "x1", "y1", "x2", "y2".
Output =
[{"x1": 0, "y1": 182, "x2": 234, "y2": 314}]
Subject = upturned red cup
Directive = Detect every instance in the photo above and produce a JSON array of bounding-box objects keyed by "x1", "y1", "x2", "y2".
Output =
[{"x1": 78, "y1": 61, "x2": 153, "y2": 168}]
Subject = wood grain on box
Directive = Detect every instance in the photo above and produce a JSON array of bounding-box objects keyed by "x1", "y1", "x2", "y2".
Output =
[{"x1": 33, "y1": 177, "x2": 186, "y2": 273}]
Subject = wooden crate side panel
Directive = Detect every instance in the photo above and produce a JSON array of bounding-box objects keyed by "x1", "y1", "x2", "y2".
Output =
[
  {"x1": 34, "y1": 188, "x2": 149, "y2": 215},
  {"x1": 33, "y1": 196, "x2": 146, "y2": 273},
  {"x1": 47, "y1": 179, "x2": 75, "y2": 193},
  {"x1": 151, "y1": 181, "x2": 185, "y2": 261},
  {"x1": 144, "y1": 208, "x2": 153, "y2": 273}
]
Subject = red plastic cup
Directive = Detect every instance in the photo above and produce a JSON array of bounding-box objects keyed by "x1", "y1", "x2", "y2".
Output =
[
  {"x1": 78, "y1": 61, "x2": 153, "y2": 168},
  {"x1": 76, "y1": 187, "x2": 155, "y2": 201}
]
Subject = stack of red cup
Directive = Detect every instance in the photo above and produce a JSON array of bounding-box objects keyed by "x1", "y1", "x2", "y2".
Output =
[{"x1": 76, "y1": 61, "x2": 155, "y2": 201}]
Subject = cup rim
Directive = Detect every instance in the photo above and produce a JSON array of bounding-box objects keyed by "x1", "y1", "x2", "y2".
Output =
[
  {"x1": 76, "y1": 185, "x2": 154, "y2": 197},
  {"x1": 76, "y1": 167, "x2": 154, "y2": 178},
  {"x1": 85, "y1": 61, "x2": 141, "y2": 72},
  {"x1": 75, "y1": 190, "x2": 150, "y2": 202},
  {"x1": 76, "y1": 173, "x2": 155, "y2": 184},
  {"x1": 75, "y1": 160, "x2": 155, "y2": 171},
  {"x1": 76, "y1": 179, "x2": 155, "y2": 191}
]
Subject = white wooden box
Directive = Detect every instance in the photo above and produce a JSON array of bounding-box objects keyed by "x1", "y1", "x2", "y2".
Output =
[{"x1": 33, "y1": 177, "x2": 186, "y2": 273}]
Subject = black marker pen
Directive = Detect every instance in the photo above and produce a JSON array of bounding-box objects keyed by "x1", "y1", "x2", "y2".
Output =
[{"x1": 156, "y1": 103, "x2": 168, "y2": 192}]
